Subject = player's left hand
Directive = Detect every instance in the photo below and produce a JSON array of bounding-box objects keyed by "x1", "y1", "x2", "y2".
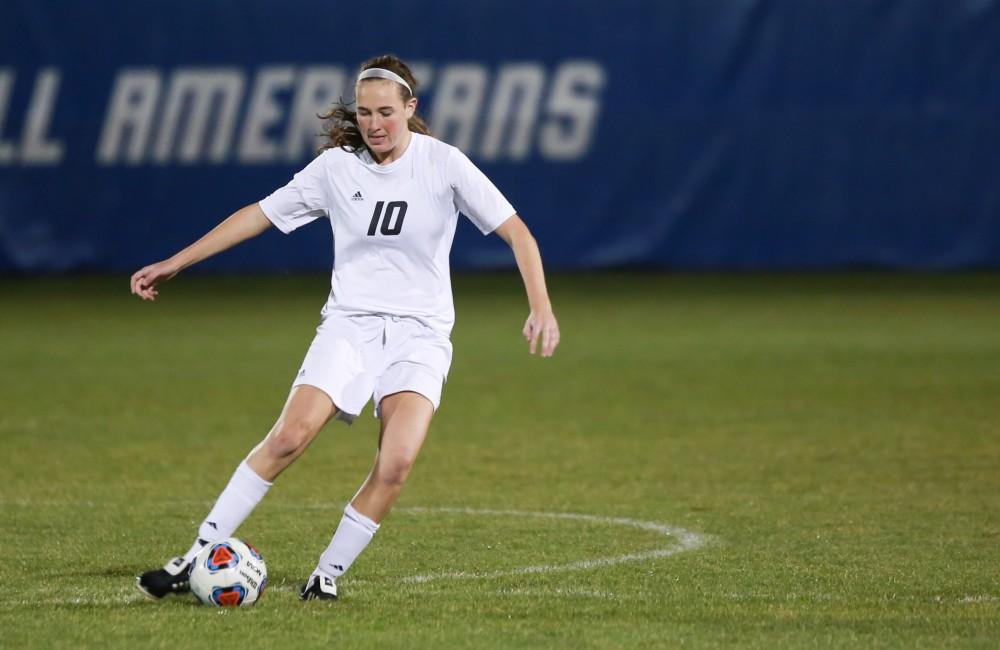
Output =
[{"x1": 523, "y1": 309, "x2": 560, "y2": 357}]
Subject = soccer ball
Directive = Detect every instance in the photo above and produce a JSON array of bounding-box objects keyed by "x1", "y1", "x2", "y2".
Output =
[{"x1": 189, "y1": 538, "x2": 268, "y2": 607}]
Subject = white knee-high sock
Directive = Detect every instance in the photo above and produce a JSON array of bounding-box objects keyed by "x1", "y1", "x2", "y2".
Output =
[
  {"x1": 315, "y1": 504, "x2": 380, "y2": 579},
  {"x1": 182, "y1": 461, "x2": 273, "y2": 563}
]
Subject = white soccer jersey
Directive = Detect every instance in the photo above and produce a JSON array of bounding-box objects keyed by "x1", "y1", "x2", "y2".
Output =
[{"x1": 259, "y1": 133, "x2": 515, "y2": 336}]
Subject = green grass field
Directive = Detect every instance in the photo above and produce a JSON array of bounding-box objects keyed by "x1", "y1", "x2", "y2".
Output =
[{"x1": 1, "y1": 273, "x2": 998, "y2": 648}]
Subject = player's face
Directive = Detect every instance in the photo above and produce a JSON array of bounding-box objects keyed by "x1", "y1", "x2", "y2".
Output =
[{"x1": 356, "y1": 80, "x2": 417, "y2": 162}]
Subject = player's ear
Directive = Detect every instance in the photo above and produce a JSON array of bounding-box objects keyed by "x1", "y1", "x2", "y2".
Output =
[{"x1": 405, "y1": 97, "x2": 417, "y2": 119}]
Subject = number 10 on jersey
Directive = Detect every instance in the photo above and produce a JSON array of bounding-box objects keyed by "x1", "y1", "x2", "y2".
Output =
[{"x1": 368, "y1": 201, "x2": 408, "y2": 236}]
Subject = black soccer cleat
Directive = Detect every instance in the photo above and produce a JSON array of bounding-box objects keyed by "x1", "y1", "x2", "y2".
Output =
[
  {"x1": 136, "y1": 556, "x2": 192, "y2": 600},
  {"x1": 299, "y1": 573, "x2": 338, "y2": 601}
]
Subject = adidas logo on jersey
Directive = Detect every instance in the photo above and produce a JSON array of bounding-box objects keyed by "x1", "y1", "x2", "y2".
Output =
[{"x1": 351, "y1": 191, "x2": 364, "y2": 201}]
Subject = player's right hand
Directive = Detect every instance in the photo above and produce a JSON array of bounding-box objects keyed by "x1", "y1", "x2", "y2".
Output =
[{"x1": 130, "y1": 260, "x2": 179, "y2": 301}]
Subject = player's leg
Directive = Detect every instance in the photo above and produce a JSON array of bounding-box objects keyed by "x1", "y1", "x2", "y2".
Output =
[
  {"x1": 136, "y1": 386, "x2": 337, "y2": 600},
  {"x1": 246, "y1": 385, "x2": 338, "y2": 480},
  {"x1": 353, "y1": 391, "x2": 434, "y2": 519},
  {"x1": 300, "y1": 391, "x2": 434, "y2": 600}
]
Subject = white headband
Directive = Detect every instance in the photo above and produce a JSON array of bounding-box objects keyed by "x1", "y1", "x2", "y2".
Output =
[{"x1": 357, "y1": 67, "x2": 413, "y2": 96}]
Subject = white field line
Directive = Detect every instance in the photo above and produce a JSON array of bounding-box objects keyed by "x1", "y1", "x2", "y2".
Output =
[
  {"x1": 282, "y1": 504, "x2": 709, "y2": 585},
  {"x1": 1, "y1": 587, "x2": 146, "y2": 608},
  {"x1": 956, "y1": 594, "x2": 998, "y2": 603},
  {"x1": 494, "y1": 587, "x2": 624, "y2": 601},
  {"x1": 394, "y1": 506, "x2": 708, "y2": 584}
]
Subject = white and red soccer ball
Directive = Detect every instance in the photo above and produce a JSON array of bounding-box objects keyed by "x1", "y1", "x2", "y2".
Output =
[{"x1": 189, "y1": 537, "x2": 267, "y2": 607}]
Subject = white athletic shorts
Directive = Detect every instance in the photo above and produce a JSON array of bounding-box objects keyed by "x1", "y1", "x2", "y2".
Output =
[{"x1": 292, "y1": 312, "x2": 453, "y2": 423}]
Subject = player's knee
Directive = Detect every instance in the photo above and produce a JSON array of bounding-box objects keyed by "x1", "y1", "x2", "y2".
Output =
[
  {"x1": 376, "y1": 455, "x2": 416, "y2": 488},
  {"x1": 266, "y1": 417, "x2": 320, "y2": 459}
]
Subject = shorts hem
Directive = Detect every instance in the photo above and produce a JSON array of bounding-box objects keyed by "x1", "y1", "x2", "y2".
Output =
[{"x1": 374, "y1": 369, "x2": 444, "y2": 418}]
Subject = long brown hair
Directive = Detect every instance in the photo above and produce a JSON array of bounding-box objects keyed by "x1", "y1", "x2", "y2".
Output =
[{"x1": 319, "y1": 54, "x2": 431, "y2": 154}]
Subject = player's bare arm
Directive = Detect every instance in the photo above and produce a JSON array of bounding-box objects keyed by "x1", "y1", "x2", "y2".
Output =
[
  {"x1": 130, "y1": 203, "x2": 273, "y2": 301},
  {"x1": 495, "y1": 214, "x2": 560, "y2": 357}
]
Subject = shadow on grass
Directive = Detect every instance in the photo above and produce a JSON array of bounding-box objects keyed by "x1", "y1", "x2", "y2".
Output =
[{"x1": 54, "y1": 565, "x2": 139, "y2": 579}]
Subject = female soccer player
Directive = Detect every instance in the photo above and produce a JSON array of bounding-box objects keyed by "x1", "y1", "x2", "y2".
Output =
[{"x1": 132, "y1": 54, "x2": 560, "y2": 601}]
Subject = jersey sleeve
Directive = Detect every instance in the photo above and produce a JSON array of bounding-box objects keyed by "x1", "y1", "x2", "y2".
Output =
[
  {"x1": 446, "y1": 148, "x2": 515, "y2": 235},
  {"x1": 258, "y1": 153, "x2": 330, "y2": 234}
]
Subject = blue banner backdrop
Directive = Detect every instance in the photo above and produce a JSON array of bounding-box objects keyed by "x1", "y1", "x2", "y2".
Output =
[{"x1": 1, "y1": 1, "x2": 999, "y2": 272}]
